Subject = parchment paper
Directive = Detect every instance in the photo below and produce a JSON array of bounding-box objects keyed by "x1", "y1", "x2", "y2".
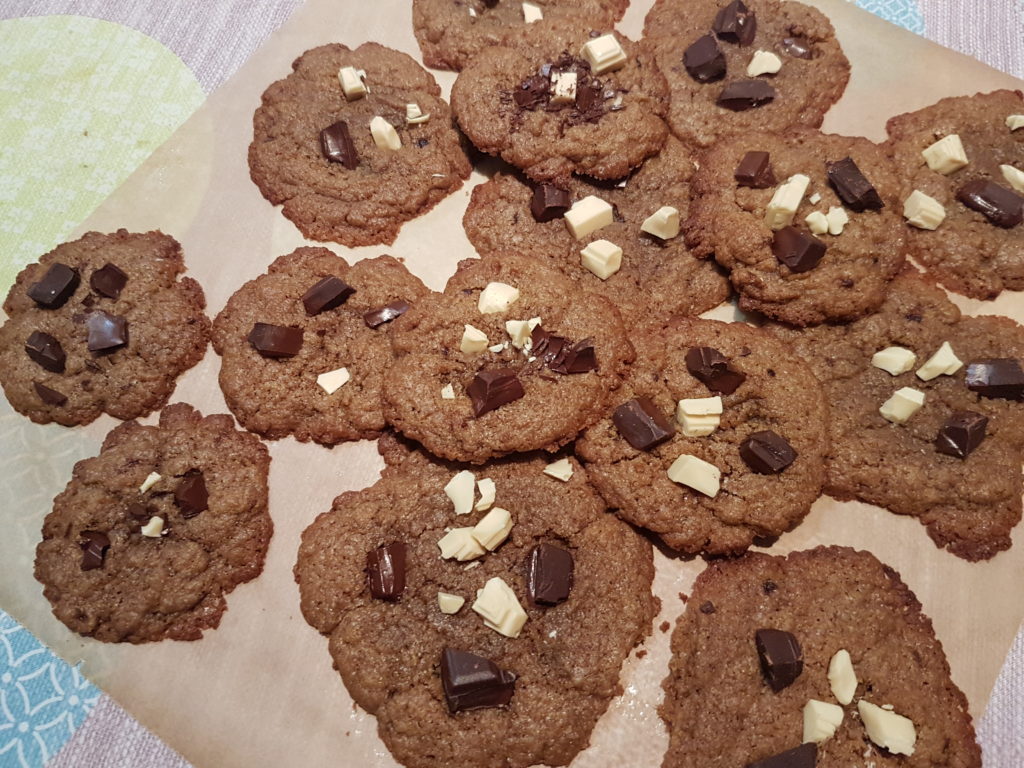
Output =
[{"x1": 1, "y1": 1, "x2": 1023, "y2": 766}]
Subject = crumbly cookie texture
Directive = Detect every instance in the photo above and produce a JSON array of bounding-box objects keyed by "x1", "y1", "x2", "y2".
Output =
[
  {"x1": 769, "y1": 269, "x2": 1024, "y2": 561},
  {"x1": 661, "y1": 547, "x2": 981, "y2": 767},
  {"x1": 294, "y1": 434, "x2": 656, "y2": 768},
  {"x1": 0, "y1": 230, "x2": 209, "y2": 426},
  {"x1": 886, "y1": 90, "x2": 1024, "y2": 299},
  {"x1": 34, "y1": 403, "x2": 272, "y2": 643},
  {"x1": 249, "y1": 42, "x2": 470, "y2": 246}
]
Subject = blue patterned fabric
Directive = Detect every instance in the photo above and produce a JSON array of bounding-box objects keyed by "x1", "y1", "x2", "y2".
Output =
[{"x1": 856, "y1": 0, "x2": 925, "y2": 34}]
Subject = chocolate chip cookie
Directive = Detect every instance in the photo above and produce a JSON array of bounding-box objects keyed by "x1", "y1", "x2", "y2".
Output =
[
  {"x1": 294, "y1": 434, "x2": 656, "y2": 768},
  {"x1": 686, "y1": 128, "x2": 907, "y2": 325},
  {"x1": 249, "y1": 43, "x2": 471, "y2": 246},
  {"x1": 662, "y1": 547, "x2": 980, "y2": 767},
  {"x1": 212, "y1": 247, "x2": 429, "y2": 445},
  {"x1": 34, "y1": 403, "x2": 272, "y2": 643},
  {"x1": 576, "y1": 317, "x2": 828, "y2": 555},
  {"x1": 886, "y1": 90, "x2": 1024, "y2": 299},
  {"x1": 0, "y1": 230, "x2": 209, "y2": 426}
]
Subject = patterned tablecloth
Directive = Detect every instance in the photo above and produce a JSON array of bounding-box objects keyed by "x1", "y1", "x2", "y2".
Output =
[{"x1": 0, "y1": 1, "x2": 1021, "y2": 766}]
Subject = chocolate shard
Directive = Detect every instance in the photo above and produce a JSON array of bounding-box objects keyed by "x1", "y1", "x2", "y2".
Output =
[
  {"x1": 526, "y1": 543, "x2": 574, "y2": 606},
  {"x1": 613, "y1": 397, "x2": 676, "y2": 450},
  {"x1": 174, "y1": 470, "x2": 209, "y2": 518},
  {"x1": 366, "y1": 542, "x2": 407, "y2": 601},
  {"x1": 574, "y1": 80, "x2": 603, "y2": 117},
  {"x1": 683, "y1": 34, "x2": 726, "y2": 83},
  {"x1": 826, "y1": 156, "x2": 884, "y2": 212},
  {"x1": 755, "y1": 628, "x2": 803, "y2": 691},
  {"x1": 320, "y1": 120, "x2": 359, "y2": 169},
  {"x1": 956, "y1": 179, "x2": 1023, "y2": 228},
  {"x1": 27, "y1": 263, "x2": 80, "y2": 309},
  {"x1": 248, "y1": 322, "x2": 303, "y2": 358},
  {"x1": 549, "y1": 338, "x2": 598, "y2": 374},
  {"x1": 713, "y1": 0, "x2": 758, "y2": 45},
  {"x1": 740, "y1": 430, "x2": 797, "y2": 474},
  {"x1": 86, "y1": 310, "x2": 129, "y2": 352},
  {"x1": 25, "y1": 331, "x2": 66, "y2": 373},
  {"x1": 717, "y1": 80, "x2": 776, "y2": 111},
  {"x1": 363, "y1": 300, "x2": 410, "y2": 329},
  {"x1": 747, "y1": 743, "x2": 817, "y2": 768},
  {"x1": 531, "y1": 184, "x2": 571, "y2": 222},
  {"x1": 302, "y1": 275, "x2": 356, "y2": 315},
  {"x1": 531, "y1": 326, "x2": 567, "y2": 366},
  {"x1": 965, "y1": 359, "x2": 1024, "y2": 400},
  {"x1": 936, "y1": 410, "x2": 988, "y2": 459},
  {"x1": 34, "y1": 382, "x2": 67, "y2": 406},
  {"x1": 772, "y1": 226, "x2": 826, "y2": 273},
  {"x1": 467, "y1": 368, "x2": 525, "y2": 417},
  {"x1": 513, "y1": 74, "x2": 549, "y2": 109},
  {"x1": 89, "y1": 263, "x2": 129, "y2": 299},
  {"x1": 685, "y1": 346, "x2": 746, "y2": 395},
  {"x1": 440, "y1": 648, "x2": 516, "y2": 712},
  {"x1": 780, "y1": 36, "x2": 813, "y2": 59},
  {"x1": 79, "y1": 530, "x2": 110, "y2": 571},
  {"x1": 127, "y1": 502, "x2": 155, "y2": 520},
  {"x1": 734, "y1": 151, "x2": 776, "y2": 189}
]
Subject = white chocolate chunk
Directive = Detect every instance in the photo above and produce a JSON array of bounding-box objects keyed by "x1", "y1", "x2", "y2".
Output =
[
  {"x1": 475, "y1": 478, "x2": 496, "y2": 512},
  {"x1": 369, "y1": 116, "x2": 401, "y2": 150},
  {"x1": 903, "y1": 190, "x2": 946, "y2": 230},
  {"x1": 460, "y1": 324, "x2": 489, "y2": 354},
  {"x1": 747, "y1": 50, "x2": 782, "y2": 77},
  {"x1": 826, "y1": 206, "x2": 849, "y2": 235},
  {"x1": 921, "y1": 134, "x2": 968, "y2": 175},
  {"x1": 543, "y1": 457, "x2": 574, "y2": 481},
  {"x1": 338, "y1": 66, "x2": 367, "y2": 100},
  {"x1": 1007, "y1": 115, "x2": 1024, "y2": 131},
  {"x1": 808, "y1": 192, "x2": 822, "y2": 204},
  {"x1": 565, "y1": 195, "x2": 614, "y2": 239},
  {"x1": 317, "y1": 367, "x2": 351, "y2": 394},
  {"x1": 916, "y1": 341, "x2": 963, "y2": 381},
  {"x1": 765, "y1": 174, "x2": 811, "y2": 230},
  {"x1": 473, "y1": 577, "x2": 528, "y2": 637},
  {"x1": 488, "y1": 343, "x2": 506, "y2": 353},
  {"x1": 667, "y1": 454, "x2": 720, "y2": 497},
  {"x1": 1001, "y1": 164, "x2": 1024, "y2": 193},
  {"x1": 522, "y1": 1, "x2": 543, "y2": 22},
  {"x1": 406, "y1": 103, "x2": 430, "y2": 124},
  {"x1": 676, "y1": 396, "x2": 723, "y2": 438},
  {"x1": 478, "y1": 282, "x2": 521, "y2": 313},
  {"x1": 802, "y1": 699, "x2": 844, "y2": 744},
  {"x1": 640, "y1": 206, "x2": 680, "y2": 239},
  {"x1": 880, "y1": 387, "x2": 926, "y2": 424},
  {"x1": 438, "y1": 527, "x2": 485, "y2": 561},
  {"x1": 441, "y1": 383, "x2": 456, "y2": 400},
  {"x1": 468, "y1": 6, "x2": 476, "y2": 16},
  {"x1": 827, "y1": 649, "x2": 858, "y2": 705},
  {"x1": 872, "y1": 346, "x2": 917, "y2": 376},
  {"x1": 505, "y1": 317, "x2": 542, "y2": 349},
  {"x1": 471, "y1": 507, "x2": 513, "y2": 550},
  {"x1": 549, "y1": 71, "x2": 577, "y2": 106},
  {"x1": 581, "y1": 34, "x2": 627, "y2": 75},
  {"x1": 445, "y1": 470, "x2": 476, "y2": 516},
  {"x1": 580, "y1": 239, "x2": 623, "y2": 280},
  {"x1": 139, "y1": 472, "x2": 162, "y2": 493},
  {"x1": 858, "y1": 700, "x2": 917, "y2": 756},
  {"x1": 140, "y1": 516, "x2": 165, "y2": 538},
  {"x1": 805, "y1": 210, "x2": 829, "y2": 235},
  {"x1": 438, "y1": 592, "x2": 465, "y2": 614}
]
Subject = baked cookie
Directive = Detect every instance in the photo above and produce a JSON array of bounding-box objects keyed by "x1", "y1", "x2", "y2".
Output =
[
  {"x1": 462, "y1": 136, "x2": 731, "y2": 324},
  {"x1": 886, "y1": 90, "x2": 1024, "y2": 299},
  {"x1": 294, "y1": 434, "x2": 656, "y2": 768},
  {"x1": 34, "y1": 403, "x2": 272, "y2": 643},
  {"x1": 249, "y1": 43, "x2": 471, "y2": 246},
  {"x1": 687, "y1": 128, "x2": 907, "y2": 326},
  {"x1": 412, "y1": 0, "x2": 628, "y2": 71},
  {"x1": 212, "y1": 247, "x2": 429, "y2": 445},
  {"x1": 382, "y1": 254, "x2": 634, "y2": 463},
  {"x1": 769, "y1": 269, "x2": 1024, "y2": 561},
  {"x1": 0, "y1": 230, "x2": 209, "y2": 426},
  {"x1": 450, "y1": 24, "x2": 668, "y2": 181},
  {"x1": 641, "y1": 0, "x2": 849, "y2": 149},
  {"x1": 576, "y1": 317, "x2": 827, "y2": 555},
  {"x1": 661, "y1": 547, "x2": 980, "y2": 767}
]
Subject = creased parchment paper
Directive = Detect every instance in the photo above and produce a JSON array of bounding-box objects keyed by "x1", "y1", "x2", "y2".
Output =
[{"x1": 1, "y1": 0, "x2": 1022, "y2": 766}]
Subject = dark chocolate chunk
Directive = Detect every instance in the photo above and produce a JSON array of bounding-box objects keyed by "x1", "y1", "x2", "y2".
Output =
[
  {"x1": 363, "y1": 300, "x2": 410, "y2": 329},
  {"x1": 780, "y1": 36, "x2": 813, "y2": 59},
  {"x1": 415, "y1": 138, "x2": 429, "y2": 148},
  {"x1": 467, "y1": 368, "x2": 525, "y2": 417},
  {"x1": 826, "y1": 156, "x2": 884, "y2": 212},
  {"x1": 366, "y1": 542, "x2": 407, "y2": 601},
  {"x1": 174, "y1": 470, "x2": 209, "y2": 518},
  {"x1": 531, "y1": 326, "x2": 567, "y2": 365},
  {"x1": 754, "y1": 628, "x2": 803, "y2": 691},
  {"x1": 440, "y1": 648, "x2": 516, "y2": 712},
  {"x1": 302, "y1": 275, "x2": 355, "y2": 315},
  {"x1": 320, "y1": 120, "x2": 359, "y2": 169},
  {"x1": 746, "y1": 743, "x2": 817, "y2": 768},
  {"x1": 549, "y1": 338, "x2": 598, "y2": 374},
  {"x1": 685, "y1": 346, "x2": 746, "y2": 395},
  {"x1": 527, "y1": 543, "x2": 574, "y2": 606},
  {"x1": 33, "y1": 382, "x2": 67, "y2": 406},
  {"x1": 683, "y1": 34, "x2": 726, "y2": 83},
  {"x1": 79, "y1": 531, "x2": 110, "y2": 571},
  {"x1": 248, "y1": 323, "x2": 303, "y2": 358},
  {"x1": 574, "y1": 80, "x2": 603, "y2": 117},
  {"x1": 86, "y1": 311, "x2": 128, "y2": 352},
  {"x1": 772, "y1": 226, "x2": 826, "y2": 273},
  {"x1": 965, "y1": 359, "x2": 1024, "y2": 400},
  {"x1": 27, "y1": 263, "x2": 79, "y2": 309},
  {"x1": 713, "y1": 0, "x2": 757, "y2": 45},
  {"x1": 935, "y1": 410, "x2": 988, "y2": 459},
  {"x1": 699, "y1": 600, "x2": 716, "y2": 614},
  {"x1": 25, "y1": 331, "x2": 66, "y2": 373},
  {"x1": 763, "y1": 580, "x2": 778, "y2": 594},
  {"x1": 613, "y1": 397, "x2": 676, "y2": 450},
  {"x1": 531, "y1": 184, "x2": 571, "y2": 222},
  {"x1": 740, "y1": 430, "x2": 797, "y2": 474},
  {"x1": 513, "y1": 74, "x2": 549, "y2": 109},
  {"x1": 734, "y1": 151, "x2": 776, "y2": 188},
  {"x1": 956, "y1": 179, "x2": 1023, "y2": 228},
  {"x1": 717, "y1": 80, "x2": 776, "y2": 111},
  {"x1": 89, "y1": 263, "x2": 129, "y2": 299},
  {"x1": 127, "y1": 502, "x2": 155, "y2": 520}
]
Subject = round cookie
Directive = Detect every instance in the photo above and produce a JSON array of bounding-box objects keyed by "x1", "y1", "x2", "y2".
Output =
[
  {"x1": 34, "y1": 403, "x2": 272, "y2": 643},
  {"x1": 641, "y1": 0, "x2": 849, "y2": 149},
  {"x1": 0, "y1": 230, "x2": 209, "y2": 427},
  {"x1": 248, "y1": 43, "x2": 471, "y2": 247},
  {"x1": 382, "y1": 254, "x2": 635, "y2": 463},
  {"x1": 886, "y1": 90, "x2": 1024, "y2": 299},
  {"x1": 575, "y1": 317, "x2": 828, "y2": 556},
  {"x1": 412, "y1": 0, "x2": 628, "y2": 71},
  {"x1": 294, "y1": 435, "x2": 656, "y2": 768},
  {"x1": 769, "y1": 269, "x2": 1024, "y2": 561},
  {"x1": 462, "y1": 136, "x2": 731, "y2": 324},
  {"x1": 212, "y1": 247, "x2": 429, "y2": 445},
  {"x1": 686, "y1": 128, "x2": 907, "y2": 325},
  {"x1": 450, "y1": 24, "x2": 669, "y2": 181}
]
